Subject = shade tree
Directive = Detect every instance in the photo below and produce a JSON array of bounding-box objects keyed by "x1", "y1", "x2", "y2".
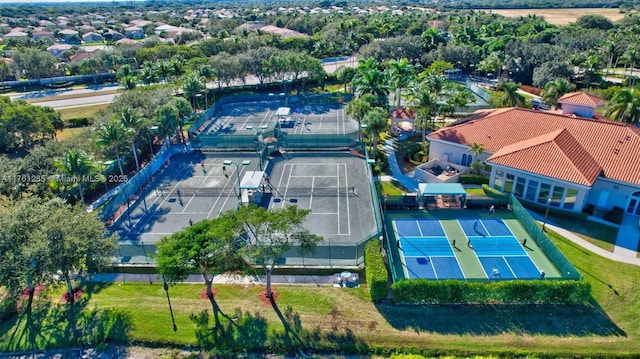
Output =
[{"x1": 235, "y1": 204, "x2": 322, "y2": 299}]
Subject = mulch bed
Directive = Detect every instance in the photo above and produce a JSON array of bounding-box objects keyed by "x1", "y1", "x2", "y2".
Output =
[
  {"x1": 199, "y1": 288, "x2": 219, "y2": 299},
  {"x1": 60, "y1": 288, "x2": 84, "y2": 304},
  {"x1": 258, "y1": 289, "x2": 278, "y2": 305}
]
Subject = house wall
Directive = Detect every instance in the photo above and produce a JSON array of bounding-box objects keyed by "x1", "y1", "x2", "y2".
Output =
[
  {"x1": 489, "y1": 165, "x2": 590, "y2": 212},
  {"x1": 586, "y1": 178, "x2": 640, "y2": 213},
  {"x1": 428, "y1": 139, "x2": 492, "y2": 166},
  {"x1": 562, "y1": 103, "x2": 595, "y2": 118}
]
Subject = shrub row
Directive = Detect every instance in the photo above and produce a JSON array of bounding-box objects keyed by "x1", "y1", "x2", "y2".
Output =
[
  {"x1": 65, "y1": 117, "x2": 93, "y2": 128},
  {"x1": 460, "y1": 174, "x2": 490, "y2": 185},
  {"x1": 481, "y1": 184, "x2": 510, "y2": 199},
  {"x1": 391, "y1": 279, "x2": 591, "y2": 304},
  {"x1": 364, "y1": 238, "x2": 388, "y2": 302}
]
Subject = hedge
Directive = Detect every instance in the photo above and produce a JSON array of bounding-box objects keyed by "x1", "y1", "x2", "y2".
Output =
[
  {"x1": 364, "y1": 238, "x2": 388, "y2": 302},
  {"x1": 481, "y1": 184, "x2": 509, "y2": 199},
  {"x1": 391, "y1": 279, "x2": 591, "y2": 304},
  {"x1": 460, "y1": 174, "x2": 490, "y2": 185}
]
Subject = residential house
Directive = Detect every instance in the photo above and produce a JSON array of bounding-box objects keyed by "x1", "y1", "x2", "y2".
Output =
[
  {"x1": 2, "y1": 31, "x2": 29, "y2": 39},
  {"x1": 79, "y1": 24, "x2": 96, "y2": 34},
  {"x1": 104, "y1": 29, "x2": 125, "y2": 41},
  {"x1": 47, "y1": 43, "x2": 74, "y2": 57},
  {"x1": 82, "y1": 31, "x2": 104, "y2": 43},
  {"x1": 124, "y1": 26, "x2": 144, "y2": 39},
  {"x1": 426, "y1": 92, "x2": 640, "y2": 216},
  {"x1": 33, "y1": 30, "x2": 55, "y2": 41},
  {"x1": 59, "y1": 28, "x2": 80, "y2": 44}
]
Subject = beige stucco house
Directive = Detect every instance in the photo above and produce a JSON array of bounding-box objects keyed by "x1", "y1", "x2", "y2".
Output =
[{"x1": 427, "y1": 92, "x2": 640, "y2": 216}]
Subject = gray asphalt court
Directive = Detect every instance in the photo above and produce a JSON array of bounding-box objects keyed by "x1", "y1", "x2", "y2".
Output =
[
  {"x1": 202, "y1": 101, "x2": 358, "y2": 135},
  {"x1": 115, "y1": 152, "x2": 260, "y2": 246},
  {"x1": 114, "y1": 152, "x2": 376, "y2": 267}
]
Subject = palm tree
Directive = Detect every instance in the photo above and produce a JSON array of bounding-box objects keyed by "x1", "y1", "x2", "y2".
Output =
[
  {"x1": 498, "y1": 82, "x2": 525, "y2": 108},
  {"x1": 96, "y1": 119, "x2": 129, "y2": 177},
  {"x1": 363, "y1": 107, "x2": 389, "y2": 162},
  {"x1": 120, "y1": 75, "x2": 137, "y2": 90},
  {"x1": 387, "y1": 58, "x2": 415, "y2": 109},
  {"x1": 118, "y1": 107, "x2": 146, "y2": 173},
  {"x1": 346, "y1": 98, "x2": 372, "y2": 141},
  {"x1": 406, "y1": 77, "x2": 438, "y2": 152},
  {"x1": 197, "y1": 65, "x2": 213, "y2": 108},
  {"x1": 469, "y1": 142, "x2": 484, "y2": 174},
  {"x1": 604, "y1": 87, "x2": 640, "y2": 124},
  {"x1": 155, "y1": 60, "x2": 172, "y2": 83},
  {"x1": 54, "y1": 150, "x2": 96, "y2": 206},
  {"x1": 157, "y1": 105, "x2": 180, "y2": 144},
  {"x1": 138, "y1": 64, "x2": 157, "y2": 85},
  {"x1": 182, "y1": 73, "x2": 203, "y2": 114},
  {"x1": 541, "y1": 78, "x2": 575, "y2": 110},
  {"x1": 352, "y1": 57, "x2": 389, "y2": 109}
]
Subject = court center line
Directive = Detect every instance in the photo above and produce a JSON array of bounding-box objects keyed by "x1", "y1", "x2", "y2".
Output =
[
  {"x1": 336, "y1": 163, "x2": 340, "y2": 235},
  {"x1": 343, "y1": 162, "x2": 351, "y2": 236},
  {"x1": 309, "y1": 176, "x2": 315, "y2": 210},
  {"x1": 205, "y1": 164, "x2": 238, "y2": 218}
]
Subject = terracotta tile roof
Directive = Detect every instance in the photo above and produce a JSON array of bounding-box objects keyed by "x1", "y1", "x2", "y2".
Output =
[
  {"x1": 428, "y1": 107, "x2": 640, "y2": 185},
  {"x1": 390, "y1": 107, "x2": 416, "y2": 120},
  {"x1": 487, "y1": 129, "x2": 603, "y2": 186},
  {"x1": 558, "y1": 92, "x2": 604, "y2": 107}
]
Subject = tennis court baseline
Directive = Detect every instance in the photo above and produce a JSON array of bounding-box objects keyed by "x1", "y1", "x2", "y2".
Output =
[
  {"x1": 404, "y1": 257, "x2": 464, "y2": 280},
  {"x1": 394, "y1": 218, "x2": 446, "y2": 237},
  {"x1": 479, "y1": 256, "x2": 541, "y2": 279}
]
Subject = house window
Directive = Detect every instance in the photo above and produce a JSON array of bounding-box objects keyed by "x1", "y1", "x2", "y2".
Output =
[
  {"x1": 504, "y1": 173, "x2": 515, "y2": 194},
  {"x1": 494, "y1": 170, "x2": 504, "y2": 190},
  {"x1": 525, "y1": 180, "x2": 538, "y2": 201},
  {"x1": 551, "y1": 186, "x2": 564, "y2": 207},
  {"x1": 462, "y1": 154, "x2": 467, "y2": 166},
  {"x1": 514, "y1": 177, "x2": 526, "y2": 198},
  {"x1": 466, "y1": 155, "x2": 473, "y2": 166},
  {"x1": 564, "y1": 188, "x2": 578, "y2": 210},
  {"x1": 538, "y1": 183, "x2": 551, "y2": 204}
]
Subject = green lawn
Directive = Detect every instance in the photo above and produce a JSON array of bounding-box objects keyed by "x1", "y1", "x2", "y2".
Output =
[{"x1": 2, "y1": 226, "x2": 640, "y2": 357}]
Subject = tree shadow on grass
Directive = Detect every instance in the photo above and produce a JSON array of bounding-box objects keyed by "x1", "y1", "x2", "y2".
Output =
[
  {"x1": 375, "y1": 300, "x2": 626, "y2": 337},
  {"x1": 190, "y1": 307, "x2": 268, "y2": 354},
  {"x1": 1, "y1": 290, "x2": 132, "y2": 353}
]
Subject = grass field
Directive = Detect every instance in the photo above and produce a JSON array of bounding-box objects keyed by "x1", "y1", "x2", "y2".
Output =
[
  {"x1": 484, "y1": 8, "x2": 625, "y2": 26},
  {"x1": 57, "y1": 103, "x2": 107, "y2": 121},
  {"x1": 1, "y1": 224, "x2": 639, "y2": 356}
]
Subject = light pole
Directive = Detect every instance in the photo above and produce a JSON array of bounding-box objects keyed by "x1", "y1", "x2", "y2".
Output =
[
  {"x1": 223, "y1": 160, "x2": 251, "y2": 199},
  {"x1": 148, "y1": 126, "x2": 159, "y2": 156},
  {"x1": 542, "y1": 198, "x2": 551, "y2": 232}
]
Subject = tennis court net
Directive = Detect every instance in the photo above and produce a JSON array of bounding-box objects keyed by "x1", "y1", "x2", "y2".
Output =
[
  {"x1": 163, "y1": 186, "x2": 357, "y2": 197},
  {"x1": 270, "y1": 186, "x2": 357, "y2": 197}
]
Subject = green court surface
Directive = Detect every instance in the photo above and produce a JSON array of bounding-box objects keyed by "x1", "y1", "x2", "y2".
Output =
[{"x1": 385, "y1": 209, "x2": 561, "y2": 281}]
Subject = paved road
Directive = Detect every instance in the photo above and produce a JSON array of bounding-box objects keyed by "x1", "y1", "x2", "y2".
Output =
[{"x1": 10, "y1": 57, "x2": 358, "y2": 110}]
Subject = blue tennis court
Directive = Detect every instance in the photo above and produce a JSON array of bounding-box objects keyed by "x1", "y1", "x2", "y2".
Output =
[
  {"x1": 404, "y1": 257, "x2": 464, "y2": 279},
  {"x1": 458, "y1": 218, "x2": 513, "y2": 237},
  {"x1": 394, "y1": 218, "x2": 445, "y2": 237},
  {"x1": 468, "y1": 236, "x2": 525, "y2": 256},
  {"x1": 399, "y1": 235, "x2": 464, "y2": 279},
  {"x1": 479, "y1": 256, "x2": 541, "y2": 279},
  {"x1": 400, "y1": 236, "x2": 453, "y2": 256}
]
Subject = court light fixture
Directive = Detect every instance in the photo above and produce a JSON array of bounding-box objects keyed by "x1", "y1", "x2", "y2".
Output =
[{"x1": 223, "y1": 160, "x2": 252, "y2": 198}]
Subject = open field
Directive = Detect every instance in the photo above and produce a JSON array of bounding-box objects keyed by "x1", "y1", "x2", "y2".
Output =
[
  {"x1": 1, "y1": 226, "x2": 639, "y2": 356},
  {"x1": 484, "y1": 8, "x2": 625, "y2": 26}
]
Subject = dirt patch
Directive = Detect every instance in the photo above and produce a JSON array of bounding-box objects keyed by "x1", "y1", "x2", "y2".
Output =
[{"x1": 484, "y1": 8, "x2": 624, "y2": 26}]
